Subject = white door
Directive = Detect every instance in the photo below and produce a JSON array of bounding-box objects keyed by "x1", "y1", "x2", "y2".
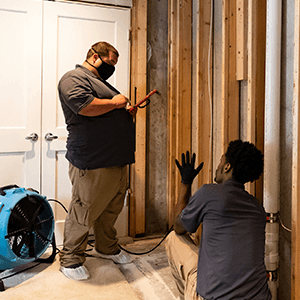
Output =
[
  {"x1": 0, "y1": 0, "x2": 42, "y2": 190},
  {"x1": 0, "y1": 0, "x2": 131, "y2": 245},
  {"x1": 42, "y1": 1, "x2": 131, "y2": 244}
]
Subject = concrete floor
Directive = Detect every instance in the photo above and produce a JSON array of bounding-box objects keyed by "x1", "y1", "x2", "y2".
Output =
[
  {"x1": 0, "y1": 236, "x2": 180, "y2": 300},
  {"x1": 117, "y1": 237, "x2": 180, "y2": 300}
]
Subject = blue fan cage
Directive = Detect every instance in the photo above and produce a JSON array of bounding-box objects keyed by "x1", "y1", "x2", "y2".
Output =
[{"x1": 0, "y1": 187, "x2": 54, "y2": 270}]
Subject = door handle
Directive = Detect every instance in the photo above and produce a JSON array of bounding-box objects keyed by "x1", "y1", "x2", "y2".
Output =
[
  {"x1": 45, "y1": 132, "x2": 58, "y2": 142},
  {"x1": 25, "y1": 133, "x2": 38, "y2": 142}
]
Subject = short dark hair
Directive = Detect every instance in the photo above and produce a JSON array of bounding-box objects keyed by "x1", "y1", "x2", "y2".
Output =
[
  {"x1": 86, "y1": 41, "x2": 119, "y2": 59},
  {"x1": 225, "y1": 140, "x2": 264, "y2": 184}
]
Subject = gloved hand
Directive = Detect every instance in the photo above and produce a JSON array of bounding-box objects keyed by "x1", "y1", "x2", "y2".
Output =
[{"x1": 175, "y1": 151, "x2": 204, "y2": 184}]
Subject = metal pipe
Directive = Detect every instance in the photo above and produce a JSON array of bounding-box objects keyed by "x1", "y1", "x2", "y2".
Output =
[{"x1": 264, "y1": 0, "x2": 282, "y2": 299}]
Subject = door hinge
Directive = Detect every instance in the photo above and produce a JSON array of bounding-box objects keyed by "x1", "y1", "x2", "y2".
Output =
[{"x1": 129, "y1": 27, "x2": 132, "y2": 41}]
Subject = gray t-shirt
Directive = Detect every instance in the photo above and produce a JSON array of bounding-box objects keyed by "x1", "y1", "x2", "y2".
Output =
[
  {"x1": 58, "y1": 65, "x2": 135, "y2": 169},
  {"x1": 181, "y1": 178, "x2": 271, "y2": 300}
]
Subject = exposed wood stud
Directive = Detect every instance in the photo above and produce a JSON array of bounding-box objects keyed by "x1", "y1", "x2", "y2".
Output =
[
  {"x1": 196, "y1": 0, "x2": 213, "y2": 186},
  {"x1": 245, "y1": 0, "x2": 266, "y2": 201},
  {"x1": 292, "y1": 0, "x2": 300, "y2": 297},
  {"x1": 129, "y1": 0, "x2": 147, "y2": 237},
  {"x1": 167, "y1": 0, "x2": 192, "y2": 226},
  {"x1": 236, "y1": 0, "x2": 248, "y2": 80},
  {"x1": 221, "y1": 0, "x2": 239, "y2": 153}
]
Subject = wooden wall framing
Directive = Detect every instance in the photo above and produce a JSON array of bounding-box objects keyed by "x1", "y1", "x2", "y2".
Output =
[
  {"x1": 292, "y1": 1, "x2": 300, "y2": 298},
  {"x1": 167, "y1": 0, "x2": 265, "y2": 226},
  {"x1": 222, "y1": 0, "x2": 265, "y2": 171},
  {"x1": 236, "y1": 0, "x2": 248, "y2": 81},
  {"x1": 195, "y1": 0, "x2": 213, "y2": 187},
  {"x1": 246, "y1": 0, "x2": 266, "y2": 201},
  {"x1": 129, "y1": 0, "x2": 147, "y2": 236},
  {"x1": 221, "y1": 0, "x2": 240, "y2": 153},
  {"x1": 167, "y1": 1, "x2": 300, "y2": 298},
  {"x1": 167, "y1": 0, "x2": 193, "y2": 225}
]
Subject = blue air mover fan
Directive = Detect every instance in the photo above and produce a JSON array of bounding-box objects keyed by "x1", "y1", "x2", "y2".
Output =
[{"x1": 0, "y1": 185, "x2": 55, "y2": 288}]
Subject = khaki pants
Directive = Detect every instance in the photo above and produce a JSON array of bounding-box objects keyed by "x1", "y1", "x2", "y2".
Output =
[
  {"x1": 59, "y1": 163, "x2": 127, "y2": 267},
  {"x1": 165, "y1": 231, "x2": 205, "y2": 300}
]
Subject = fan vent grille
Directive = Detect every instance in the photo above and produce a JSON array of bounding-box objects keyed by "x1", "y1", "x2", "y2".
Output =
[{"x1": 5, "y1": 195, "x2": 54, "y2": 259}]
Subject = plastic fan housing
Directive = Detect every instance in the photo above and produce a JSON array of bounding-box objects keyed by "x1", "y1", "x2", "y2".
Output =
[{"x1": 0, "y1": 187, "x2": 54, "y2": 270}]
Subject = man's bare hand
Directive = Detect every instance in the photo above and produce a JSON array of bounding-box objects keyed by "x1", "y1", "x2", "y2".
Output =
[{"x1": 112, "y1": 94, "x2": 128, "y2": 108}]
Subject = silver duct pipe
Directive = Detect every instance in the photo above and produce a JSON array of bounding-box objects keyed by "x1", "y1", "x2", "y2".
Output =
[{"x1": 264, "y1": 0, "x2": 282, "y2": 299}]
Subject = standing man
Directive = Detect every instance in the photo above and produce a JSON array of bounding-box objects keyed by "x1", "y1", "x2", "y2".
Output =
[
  {"x1": 166, "y1": 140, "x2": 272, "y2": 299},
  {"x1": 58, "y1": 41, "x2": 136, "y2": 281}
]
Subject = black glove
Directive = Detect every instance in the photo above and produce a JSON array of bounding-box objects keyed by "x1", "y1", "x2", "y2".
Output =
[{"x1": 175, "y1": 151, "x2": 204, "y2": 184}]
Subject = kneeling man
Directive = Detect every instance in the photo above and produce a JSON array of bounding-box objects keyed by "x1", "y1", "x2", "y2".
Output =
[{"x1": 166, "y1": 140, "x2": 271, "y2": 300}]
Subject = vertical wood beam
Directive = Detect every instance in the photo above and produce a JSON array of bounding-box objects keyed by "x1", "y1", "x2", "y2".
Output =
[
  {"x1": 196, "y1": 0, "x2": 213, "y2": 186},
  {"x1": 167, "y1": 0, "x2": 178, "y2": 228},
  {"x1": 254, "y1": 1, "x2": 266, "y2": 203},
  {"x1": 247, "y1": 0, "x2": 255, "y2": 145},
  {"x1": 236, "y1": 0, "x2": 248, "y2": 80},
  {"x1": 129, "y1": 0, "x2": 147, "y2": 236},
  {"x1": 246, "y1": 0, "x2": 266, "y2": 201},
  {"x1": 292, "y1": 1, "x2": 300, "y2": 297},
  {"x1": 221, "y1": 0, "x2": 240, "y2": 153},
  {"x1": 168, "y1": 0, "x2": 192, "y2": 226}
]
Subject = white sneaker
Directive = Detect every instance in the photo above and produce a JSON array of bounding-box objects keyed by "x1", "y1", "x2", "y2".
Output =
[
  {"x1": 60, "y1": 264, "x2": 90, "y2": 281},
  {"x1": 91, "y1": 248, "x2": 133, "y2": 264}
]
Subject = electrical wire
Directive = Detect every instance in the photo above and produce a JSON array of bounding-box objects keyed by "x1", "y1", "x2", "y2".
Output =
[
  {"x1": 48, "y1": 198, "x2": 174, "y2": 255},
  {"x1": 48, "y1": 199, "x2": 68, "y2": 213},
  {"x1": 84, "y1": 227, "x2": 173, "y2": 256},
  {"x1": 119, "y1": 226, "x2": 173, "y2": 255},
  {"x1": 279, "y1": 215, "x2": 292, "y2": 233}
]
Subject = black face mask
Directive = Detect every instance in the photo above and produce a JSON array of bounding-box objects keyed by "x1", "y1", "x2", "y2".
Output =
[
  {"x1": 88, "y1": 48, "x2": 115, "y2": 80},
  {"x1": 95, "y1": 57, "x2": 115, "y2": 80}
]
